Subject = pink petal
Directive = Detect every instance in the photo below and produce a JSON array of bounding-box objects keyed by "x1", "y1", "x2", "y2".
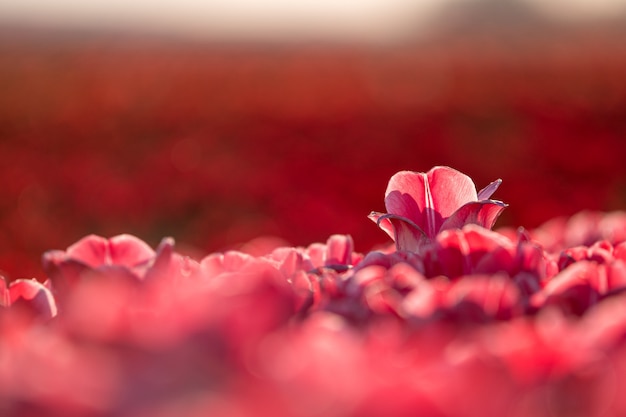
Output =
[
  {"x1": 306, "y1": 243, "x2": 326, "y2": 268},
  {"x1": 384, "y1": 171, "x2": 428, "y2": 225},
  {"x1": 378, "y1": 213, "x2": 428, "y2": 252},
  {"x1": 8, "y1": 279, "x2": 58, "y2": 320},
  {"x1": 142, "y1": 237, "x2": 175, "y2": 282},
  {"x1": 325, "y1": 235, "x2": 354, "y2": 266},
  {"x1": 368, "y1": 211, "x2": 394, "y2": 240},
  {"x1": 426, "y1": 166, "x2": 479, "y2": 217},
  {"x1": 356, "y1": 251, "x2": 397, "y2": 270},
  {"x1": 222, "y1": 251, "x2": 255, "y2": 271},
  {"x1": 514, "y1": 231, "x2": 546, "y2": 275},
  {"x1": 612, "y1": 241, "x2": 626, "y2": 261},
  {"x1": 273, "y1": 248, "x2": 305, "y2": 277},
  {"x1": 66, "y1": 234, "x2": 109, "y2": 268},
  {"x1": 353, "y1": 265, "x2": 387, "y2": 288},
  {"x1": 269, "y1": 247, "x2": 315, "y2": 275},
  {"x1": 41, "y1": 251, "x2": 92, "y2": 296},
  {"x1": 363, "y1": 283, "x2": 403, "y2": 316},
  {"x1": 473, "y1": 244, "x2": 518, "y2": 275},
  {"x1": 291, "y1": 270, "x2": 315, "y2": 312},
  {"x1": 402, "y1": 279, "x2": 440, "y2": 318},
  {"x1": 199, "y1": 253, "x2": 225, "y2": 277},
  {"x1": 170, "y1": 253, "x2": 200, "y2": 280},
  {"x1": 445, "y1": 274, "x2": 521, "y2": 320},
  {"x1": 424, "y1": 226, "x2": 512, "y2": 278},
  {"x1": 439, "y1": 201, "x2": 507, "y2": 232},
  {"x1": 543, "y1": 261, "x2": 598, "y2": 296},
  {"x1": 607, "y1": 260, "x2": 626, "y2": 291},
  {"x1": 199, "y1": 251, "x2": 256, "y2": 278},
  {"x1": 109, "y1": 234, "x2": 156, "y2": 267},
  {"x1": 463, "y1": 228, "x2": 514, "y2": 275},
  {"x1": 385, "y1": 167, "x2": 478, "y2": 237}
]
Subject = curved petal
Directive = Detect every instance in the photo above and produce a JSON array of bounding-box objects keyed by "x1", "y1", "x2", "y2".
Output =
[
  {"x1": 378, "y1": 213, "x2": 429, "y2": 252},
  {"x1": 41, "y1": 251, "x2": 92, "y2": 295},
  {"x1": 542, "y1": 261, "x2": 596, "y2": 296},
  {"x1": 142, "y1": 237, "x2": 175, "y2": 282},
  {"x1": 424, "y1": 226, "x2": 513, "y2": 278},
  {"x1": 384, "y1": 167, "x2": 478, "y2": 237},
  {"x1": 8, "y1": 279, "x2": 58, "y2": 320},
  {"x1": 305, "y1": 243, "x2": 326, "y2": 268},
  {"x1": 384, "y1": 171, "x2": 428, "y2": 224},
  {"x1": 66, "y1": 234, "x2": 109, "y2": 267},
  {"x1": 445, "y1": 274, "x2": 521, "y2": 320},
  {"x1": 427, "y1": 166, "x2": 479, "y2": 218},
  {"x1": 368, "y1": 211, "x2": 394, "y2": 240},
  {"x1": 439, "y1": 200, "x2": 507, "y2": 232},
  {"x1": 325, "y1": 234, "x2": 354, "y2": 266},
  {"x1": 109, "y1": 234, "x2": 156, "y2": 267},
  {"x1": 477, "y1": 178, "x2": 502, "y2": 200}
]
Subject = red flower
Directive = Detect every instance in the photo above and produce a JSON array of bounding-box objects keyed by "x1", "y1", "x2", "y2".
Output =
[
  {"x1": 305, "y1": 234, "x2": 360, "y2": 270},
  {"x1": 423, "y1": 226, "x2": 545, "y2": 286},
  {"x1": 369, "y1": 166, "x2": 506, "y2": 252},
  {"x1": 42, "y1": 234, "x2": 174, "y2": 296},
  {"x1": 0, "y1": 276, "x2": 57, "y2": 320},
  {"x1": 532, "y1": 260, "x2": 626, "y2": 315}
]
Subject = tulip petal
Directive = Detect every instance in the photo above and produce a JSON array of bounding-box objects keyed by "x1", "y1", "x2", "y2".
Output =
[
  {"x1": 423, "y1": 226, "x2": 515, "y2": 278},
  {"x1": 66, "y1": 234, "x2": 109, "y2": 268},
  {"x1": 440, "y1": 200, "x2": 507, "y2": 232},
  {"x1": 8, "y1": 278, "x2": 58, "y2": 320},
  {"x1": 368, "y1": 211, "x2": 394, "y2": 240},
  {"x1": 42, "y1": 251, "x2": 92, "y2": 295},
  {"x1": 377, "y1": 213, "x2": 428, "y2": 252},
  {"x1": 477, "y1": 178, "x2": 502, "y2": 200},
  {"x1": 142, "y1": 237, "x2": 175, "y2": 282},
  {"x1": 325, "y1": 235, "x2": 354, "y2": 266},
  {"x1": 445, "y1": 274, "x2": 521, "y2": 320},
  {"x1": 306, "y1": 243, "x2": 326, "y2": 268},
  {"x1": 109, "y1": 234, "x2": 156, "y2": 267},
  {"x1": 427, "y1": 166, "x2": 479, "y2": 217},
  {"x1": 43, "y1": 235, "x2": 172, "y2": 296}
]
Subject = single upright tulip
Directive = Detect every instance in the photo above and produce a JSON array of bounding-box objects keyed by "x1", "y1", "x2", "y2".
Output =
[{"x1": 369, "y1": 166, "x2": 507, "y2": 252}]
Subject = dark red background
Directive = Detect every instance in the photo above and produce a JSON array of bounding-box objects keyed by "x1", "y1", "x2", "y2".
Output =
[{"x1": 1, "y1": 30, "x2": 625, "y2": 278}]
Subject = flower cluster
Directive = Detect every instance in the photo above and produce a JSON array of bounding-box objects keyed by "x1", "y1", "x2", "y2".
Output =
[{"x1": 3, "y1": 166, "x2": 626, "y2": 416}]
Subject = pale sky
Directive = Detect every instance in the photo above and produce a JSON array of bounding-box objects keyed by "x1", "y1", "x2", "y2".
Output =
[{"x1": 1, "y1": 0, "x2": 625, "y2": 42}]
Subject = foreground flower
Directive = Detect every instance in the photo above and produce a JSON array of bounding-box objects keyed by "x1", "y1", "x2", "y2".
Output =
[
  {"x1": 369, "y1": 166, "x2": 507, "y2": 252},
  {"x1": 10, "y1": 162, "x2": 626, "y2": 417}
]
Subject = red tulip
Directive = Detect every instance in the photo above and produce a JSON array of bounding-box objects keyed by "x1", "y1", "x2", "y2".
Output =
[
  {"x1": 306, "y1": 234, "x2": 359, "y2": 270},
  {"x1": 557, "y1": 240, "x2": 614, "y2": 271},
  {"x1": 0, "y1": 276, "x2": 57, "y2": 320},
  {"x1": 423, "y1": 225, "x2": 544, "y2": 283},
  {"x1": 369, "y1": 166, "x2": 506, "y2": 252},
  {"x1": 443, "y1": 274, "x2": 522, "y2": 321},
  {"x1": 42, "y1": 234, "x2": 174, "y2": 296}
]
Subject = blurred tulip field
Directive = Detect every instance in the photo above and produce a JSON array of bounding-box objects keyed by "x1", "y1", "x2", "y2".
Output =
[
  {"x1": 1, "y1": 27, "x2": 625, "y2": 278},
  {"x1": 2, "y1": 14, "x2": 626, "y2": 417}
]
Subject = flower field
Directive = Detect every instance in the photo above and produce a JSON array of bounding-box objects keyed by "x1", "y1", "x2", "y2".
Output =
[{"x1": 2, "y1": 30, "x2": 626, "y2": 416}]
